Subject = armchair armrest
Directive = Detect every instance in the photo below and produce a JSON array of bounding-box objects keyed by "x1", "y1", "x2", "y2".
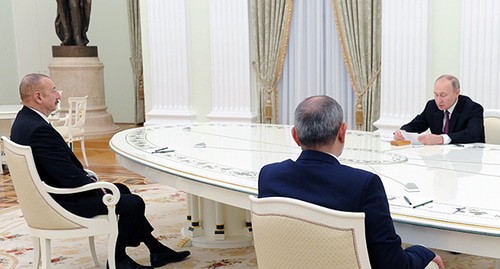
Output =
[{"x1": 43, "y1": 181, "x2": 121, "y2": 207}]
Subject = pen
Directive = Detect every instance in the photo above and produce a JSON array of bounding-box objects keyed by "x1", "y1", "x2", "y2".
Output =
[
  {"x1": 404, "y1": 196, "x2": 412, "y2": 206},
  {"x1": 413, "y1": 200, "x2": 433, "y2": 208},
  {"x1": 153, "y1": 146, "x2": 169, "y2": 152},
  {"x1": 152, "y1": 149, "x2": 175, "y2": 154}
]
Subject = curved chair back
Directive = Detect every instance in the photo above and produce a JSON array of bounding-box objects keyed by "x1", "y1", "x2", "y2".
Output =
[
  {"x1": 484, "y1": 109, "x2": 500, "y2": 145},
  {"x1": 249, "y1": 195, "x2": 371, "y2": 269},
  {"x1": 3, "y1": 136, "x2": 84, "y2": 229},
  {"x1": 67, "y1": 95, "x2": 87, "y2": 129},
  {"x1": 53, "y1": 95, "x2": 89, "y2": 166}
]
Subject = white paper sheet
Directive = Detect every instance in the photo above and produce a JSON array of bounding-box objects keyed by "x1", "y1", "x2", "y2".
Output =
[{"x1": 400, "y1": 130, "x2": 422, "y2": 145}]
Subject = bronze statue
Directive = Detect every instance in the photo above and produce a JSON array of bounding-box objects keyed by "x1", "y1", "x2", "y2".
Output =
[{"x1": 55, "y1": 0, "x2": 91, "y2": 46}]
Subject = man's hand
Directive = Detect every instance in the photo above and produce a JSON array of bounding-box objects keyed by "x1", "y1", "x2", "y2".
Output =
[
  {"x1": 417, "y1": 134, "x2": 444, "y2": 145},
  {"x1": 432, "y1": 253, "x2": 445, "y2": 269},
  {"x1": 393, "y1": 130, "x2": 405, "y2": 140}
]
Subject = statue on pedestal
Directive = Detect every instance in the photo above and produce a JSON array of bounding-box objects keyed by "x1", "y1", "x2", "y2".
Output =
[
  {"x1": 55, "y1": 0, "x2": 91, "y2": 46},
  {"x1": 51, "y1": 0, "x2": 119, "y2": 137}
]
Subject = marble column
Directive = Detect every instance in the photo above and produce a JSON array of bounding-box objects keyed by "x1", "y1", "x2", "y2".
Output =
[
  {"x1": 206, "y1": 0, "x2": 257, "y2": 122},
  {"x1": 460, "y1": 0, "x2": 500, "y2": 110},
  {"x1": 143, "y1": 0, "x2": 195, "y2": 125}
]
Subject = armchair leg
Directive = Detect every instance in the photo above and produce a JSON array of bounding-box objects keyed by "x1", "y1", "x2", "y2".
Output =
[
  {"x1": 40, "y1": 238, "x2": 51, "y2": 269},
  {"x1": 88, "y1": 236, "x2": 100, "y2": 267},
  {"x1": 80, "y1": 139, "x2": 89, "y2": 167},
  {"x1": 107, "y1": 230, "x2": 118, "y2": 269},
  {"x1": 32, "y1": 237, "x2": 41, "y2": 269}
]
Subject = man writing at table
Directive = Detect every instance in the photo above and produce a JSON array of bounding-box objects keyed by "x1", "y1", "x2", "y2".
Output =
[
  {"x1": 10, "y1": 73, "x2": 190, "y2": 269},
  {"x1": 258, "y1": 95, "x2": 444, "y2": 269},
  {"x1": 394, "y1": 74, "x2": 484, "y2": 145}
]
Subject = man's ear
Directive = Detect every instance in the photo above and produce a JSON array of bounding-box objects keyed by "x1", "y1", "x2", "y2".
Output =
[
  {"x1": 291, "y1": 127, "x2": 301, "y2": 146},
  {"x1": 337, "y1": 122, "x2": 347, "y2": 144},
  {"x1": 33, "y1": 91, "x2": 43, "y2": 104}
]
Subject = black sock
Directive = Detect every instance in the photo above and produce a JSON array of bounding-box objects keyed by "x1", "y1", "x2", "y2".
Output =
[{"x1": 143, "y1": 233, "x2": 171, "y2": 254}]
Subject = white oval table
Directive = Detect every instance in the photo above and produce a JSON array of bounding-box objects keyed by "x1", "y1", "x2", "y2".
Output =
[{"x1": 110, "y1": 123, "x2": 500, "y2": 266}]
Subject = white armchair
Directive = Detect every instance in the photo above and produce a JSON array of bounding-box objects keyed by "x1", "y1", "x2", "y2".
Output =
[
  {"x1": 1, "y1": 136, "x2": 120, "y2": 269},
  {"x1": 484, "y1": 109, "x2": 500, "y2": 145},
  {"x1": 249, "y1": 195, "x2": 439, "y2": 269},
  {"x1": 53, "y1": 95, "x2": 89, "y2": 166},
  {"x1": 249, "y1": 195, "x2": 371, "y2": 269}
]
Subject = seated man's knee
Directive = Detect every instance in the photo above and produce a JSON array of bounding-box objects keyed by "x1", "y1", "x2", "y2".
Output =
[{"x1": 118, "y1": 194, "x2": 146, "y2": 215}]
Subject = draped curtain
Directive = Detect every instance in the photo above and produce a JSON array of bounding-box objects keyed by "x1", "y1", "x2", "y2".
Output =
[
  {"x1": 127, "y1": 0, "x2": 145, "y2": 123},
  {"x1": 279, "y1": 0, "x2": 355, "y2": 128},
  {"x1": 250, "y1": 0, "x2": 294, "y2": 124},
  {"x1": 332, "y1": 0, "x2": 381, "y2": 131}
]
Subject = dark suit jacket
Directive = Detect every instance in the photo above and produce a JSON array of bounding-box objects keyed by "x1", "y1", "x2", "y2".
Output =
[
  {"x1": 401, "y1": 95, "x2": 484, "y2": 143},
  {"x1": 10, "y1": 106, "x2": 97, "y2": 203},
  {"x1": 258, "y1": 150, "x2": 435, "y2": 269}
]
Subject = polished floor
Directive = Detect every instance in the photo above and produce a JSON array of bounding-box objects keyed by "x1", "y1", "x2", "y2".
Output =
[{"x1": 0, "y1": 124, "x2": 144, "y2": 210}]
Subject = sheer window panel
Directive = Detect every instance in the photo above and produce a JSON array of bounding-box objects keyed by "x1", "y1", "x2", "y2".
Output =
[{"x1": 278, "y1": 0, "x2": 354, "y2": 128}]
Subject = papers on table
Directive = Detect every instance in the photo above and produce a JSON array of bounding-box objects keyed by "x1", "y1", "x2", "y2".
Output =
[{"x1": 400, "y1": 130, "x2": 422, "y2": 145}]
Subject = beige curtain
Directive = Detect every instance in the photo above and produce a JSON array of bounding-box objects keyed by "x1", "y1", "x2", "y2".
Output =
[
  {"x1": 332, "y1": 0, "x2": 381, "y2": 131},
  {"x1": 127, "y1": 0, "x2": 145, "y2": 124},
  {"x1": 251, "y1": 0, "x2": 294, "y2": 124}
]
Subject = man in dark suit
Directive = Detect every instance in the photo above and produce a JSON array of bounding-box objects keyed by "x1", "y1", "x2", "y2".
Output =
[
  {"x1": 258, "y1": 95, "x2": 444, "y2": 269},
  {"x1": 10, "y1": 73, "x2": 190, "y2": 269},
  {"x1": 394, "y1": 74, "x2": 484, "y2": 145}
]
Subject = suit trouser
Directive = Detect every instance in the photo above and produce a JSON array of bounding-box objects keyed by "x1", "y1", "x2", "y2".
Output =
[{"x1": 58, "y1": 183, "x2": 154, "y2": 251}]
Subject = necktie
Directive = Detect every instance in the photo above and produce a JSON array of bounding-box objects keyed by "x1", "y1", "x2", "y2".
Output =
[{"x1": 443, "y1": 110, "x2": 450, "y2": 134}]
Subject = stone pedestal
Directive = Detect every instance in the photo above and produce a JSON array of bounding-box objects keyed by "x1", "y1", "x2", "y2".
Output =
[{"x1": 49, "y1": 46, "x2": 119, "y2": 138}]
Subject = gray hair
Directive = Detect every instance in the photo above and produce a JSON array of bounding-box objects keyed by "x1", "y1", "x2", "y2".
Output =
[
  {"x1": 294, "y1": 95, "x2": 343, "y2": 147},
  {"x1": 19, "y1": 73, "x2": 50, "y2": 101},
  {"x1": 436, "y1": 74, "x2": 460, "y2": 92}
]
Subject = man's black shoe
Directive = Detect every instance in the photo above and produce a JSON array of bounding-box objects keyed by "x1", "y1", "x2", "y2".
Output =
[
  {"x1": 107, "y1": 256, "x2": 153, "y2": 269},
  {"x1": 150, "y1": 250, "x2": 190, "y2": 267}
]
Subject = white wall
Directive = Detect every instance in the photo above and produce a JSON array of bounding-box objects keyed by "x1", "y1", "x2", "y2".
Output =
[
  {"x1": 0, "y1": 0, "x2": 135, "y2": 123},
  {"x1": 91, "y1": 1, "x2": 135, "y2": 123},
  {"x1": 431, "y1": 0, "x2": 462, "y2": 86},
  {"x1": 0, "y1": 1, "x2": 18, "y2": 104},
  {"x1": 187, "y1": 0, "x2": 213, "y2": 122}
]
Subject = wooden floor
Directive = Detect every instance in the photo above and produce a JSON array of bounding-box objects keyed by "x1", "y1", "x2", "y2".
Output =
[{"x1": 0, "y1": 124, "x2": 145, "y2": 210}]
